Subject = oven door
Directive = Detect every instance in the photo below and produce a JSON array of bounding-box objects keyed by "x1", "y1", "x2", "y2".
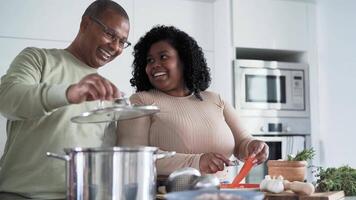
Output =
[{"x1": 245, "y1": 136, "x2": 306, "y2": 184}]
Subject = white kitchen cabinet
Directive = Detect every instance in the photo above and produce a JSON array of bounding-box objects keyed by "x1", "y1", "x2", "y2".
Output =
[
  {"x1": 0, "y1": 0, "x2": 134, "y2": 42},
  {"x1": 232, "y1": 0, "x2": 309, "y2": 51},
  {"x1": 133, "y1": 0, "x2": 214, "y2": 52}
]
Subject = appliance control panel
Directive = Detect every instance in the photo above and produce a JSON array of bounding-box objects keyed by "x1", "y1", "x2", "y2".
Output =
[
  {"x1": 259, "y1": 123, "x2": 293, "y2": 133},
  {"x1": 291, "y1": 70, "x2": 305, "y2": 109},
  {"x1": 242, "y1": 117, "x2": 311, "y2": 135}
]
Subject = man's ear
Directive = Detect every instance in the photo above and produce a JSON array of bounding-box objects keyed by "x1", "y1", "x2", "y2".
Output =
[{"x1": 80, "y1": 16, "x2": 91, "y2": 32}]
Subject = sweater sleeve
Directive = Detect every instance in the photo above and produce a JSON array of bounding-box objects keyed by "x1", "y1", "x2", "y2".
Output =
[
  {"x1": 222, "y1": 99, "x2": 255, "y2": 160},
  {"x1": 0, "y1": 47, "x2": 69, "y2": 120}
]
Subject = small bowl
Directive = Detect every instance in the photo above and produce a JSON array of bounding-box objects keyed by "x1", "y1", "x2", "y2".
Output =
[
  {"x1": 166, "y1": 167, "x2": 201, "y2": 192},
  {"x1": 191, "y1": 175, "x2": 220, "y2": 190}
]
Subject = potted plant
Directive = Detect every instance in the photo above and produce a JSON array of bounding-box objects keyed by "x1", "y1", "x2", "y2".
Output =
[{"x1": 267, "y1": 148, "x2": 315, "y2": 182}]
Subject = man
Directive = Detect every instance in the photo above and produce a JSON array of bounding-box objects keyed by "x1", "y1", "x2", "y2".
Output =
[{"x1": 0, "y1": 0, "x2": 130, "y2": 199}]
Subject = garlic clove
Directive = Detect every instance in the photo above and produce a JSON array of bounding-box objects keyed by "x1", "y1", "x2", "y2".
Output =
[
  {"x1": 277, "y1": 175, "x2": 284, "y2": 180},
  {"x1": 260, "y1": 178, "x2": 268, "y2": 191}
]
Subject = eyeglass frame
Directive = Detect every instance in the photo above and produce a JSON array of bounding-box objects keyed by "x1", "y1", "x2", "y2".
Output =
[{"x1": 89, "y1": 16, "x2": 131, "y2": 49}]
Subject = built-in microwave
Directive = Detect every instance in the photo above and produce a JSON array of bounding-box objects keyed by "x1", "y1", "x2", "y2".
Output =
[{"x1": 234, "y1": 59, "x2": 309, "y2": 117}]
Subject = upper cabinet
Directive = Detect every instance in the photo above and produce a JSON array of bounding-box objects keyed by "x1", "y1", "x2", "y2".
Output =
[
  {"x1": 133, "y1": 0, "x2": 214, "y2": 52},
  {"x1": 232, "y1": 0, "x2": 309, "y2": 51},
  {"x1": 0, "y1": 0, "x2": 134, "y2": 42}
]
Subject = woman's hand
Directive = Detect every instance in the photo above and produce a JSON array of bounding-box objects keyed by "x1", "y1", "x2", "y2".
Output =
[
  {"x1": 247, "y1": 140, "x2": 269, "y2": 165},
  {"x1": 199, "y1": 153, "x2": 231, "y2": 174}
]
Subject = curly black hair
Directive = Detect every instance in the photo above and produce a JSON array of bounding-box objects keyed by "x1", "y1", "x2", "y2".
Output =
[{"x1": 130, "y1": 25, "x2": 211, "y2": 101}]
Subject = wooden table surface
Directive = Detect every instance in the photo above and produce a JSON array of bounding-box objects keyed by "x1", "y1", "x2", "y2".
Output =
[
  {"x1": 265, "y1": 190, "x2": 345, "y2": 200},
  {"x1": 158, "y1": 190, "x2": 356, "y2": 200}
]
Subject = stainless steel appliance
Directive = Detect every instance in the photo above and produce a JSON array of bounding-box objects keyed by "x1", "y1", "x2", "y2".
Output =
[
  {"x1": 234, "y1": 59, "x2": 309, "y2": 118},
  {"x1": 233, "y1": 59, "x2": 311, "y2": 183},
  {"x1": 47, "y1": 146, "x2": 175, "y2": 200}
]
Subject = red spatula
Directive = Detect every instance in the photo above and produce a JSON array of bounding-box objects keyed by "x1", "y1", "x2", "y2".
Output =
[{"x1": 221, "y1": 155, "x2": 258, "y2": 189}]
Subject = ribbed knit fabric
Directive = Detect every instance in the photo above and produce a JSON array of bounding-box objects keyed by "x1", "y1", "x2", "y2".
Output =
[{"x1": 117, "y1": 89, "x2": 254, "y2": 175}]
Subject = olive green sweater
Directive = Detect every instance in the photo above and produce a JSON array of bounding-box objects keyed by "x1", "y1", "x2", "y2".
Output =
[{"x1": 0, "y1": 47, "x2": 108, "y2": 199}]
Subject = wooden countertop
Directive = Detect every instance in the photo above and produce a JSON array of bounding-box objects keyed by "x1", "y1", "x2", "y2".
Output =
[
  {"x1": 265, "y1": 190, "x2": 345, "y2": 200},
  {"x1": 158, "y1": 190, "x2": 350, "y2": 200}
]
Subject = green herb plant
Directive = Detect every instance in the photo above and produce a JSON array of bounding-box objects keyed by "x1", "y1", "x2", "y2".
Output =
[
  {"x1": 315, "y1": 165, "x2": 356, "y2": 196},
  {"x1": 287, "y1": 148, "x2": 315, "y2": 161}
]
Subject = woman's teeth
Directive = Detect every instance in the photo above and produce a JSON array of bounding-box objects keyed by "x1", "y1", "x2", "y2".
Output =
[{"x1": 153, "y1": 72, "x2": 166, "y2": 77}]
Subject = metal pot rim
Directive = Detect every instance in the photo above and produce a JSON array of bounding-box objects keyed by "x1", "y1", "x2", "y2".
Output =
[{"x1": 64, "y1": 146, "x2": 158, "y2": 153}]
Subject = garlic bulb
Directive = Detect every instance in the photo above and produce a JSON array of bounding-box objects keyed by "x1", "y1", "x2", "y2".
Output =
[
  {"x1": 259, "y1": 175, "x2": 271, "y2": 191},
  {"x1": 260, "y1": 175, "x2": 284, "y2": 193},
  {"x1": 261, "y1": 175, "x2": 315, "y2": 195}
]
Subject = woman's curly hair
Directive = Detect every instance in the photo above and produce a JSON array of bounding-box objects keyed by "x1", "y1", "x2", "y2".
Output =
[{"x1": 130, "y1": 25, "x2": 211, "y2": 100}]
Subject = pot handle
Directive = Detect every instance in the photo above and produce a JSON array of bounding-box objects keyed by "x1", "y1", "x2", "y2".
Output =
[
  {"x1": 154, "y1": 150, "x2": 176, "y2": 160},
  {"x1": 46, "y1": 152, "x2": 70, "y2": 161}
]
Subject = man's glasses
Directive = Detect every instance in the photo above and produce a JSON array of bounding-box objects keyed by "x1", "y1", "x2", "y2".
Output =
[{"x1": 90, "y1": 16, "x2": 131, "y2": 49}]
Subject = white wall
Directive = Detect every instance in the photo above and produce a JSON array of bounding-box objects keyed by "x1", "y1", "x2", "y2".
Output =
[
  {"x1": 317, "y1": 0, "x2": 356, "y2": 167},
  {"x1": 213, "y1": 0, "x2": 234, "y2": 104},
  {"x1": 304, "y1": 2, "x2": 321, "y2": 170}
]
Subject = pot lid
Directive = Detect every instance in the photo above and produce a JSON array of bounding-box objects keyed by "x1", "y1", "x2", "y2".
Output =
[
  {"x1": 64, "y1": 146, "x2": 159, "y2": 153},
  {"x1": 71, "y1": 104, "x2": 159, "y2": 124}
]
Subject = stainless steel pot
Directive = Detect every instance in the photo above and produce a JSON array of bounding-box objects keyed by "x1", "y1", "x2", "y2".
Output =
[{"x1": 47, "y1": 146, "x2": 175, "y2": 200}]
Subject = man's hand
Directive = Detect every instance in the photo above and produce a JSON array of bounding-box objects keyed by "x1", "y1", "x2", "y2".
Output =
[{"x1": 66, "y1": 73, "x2": 121, "y2": 104}]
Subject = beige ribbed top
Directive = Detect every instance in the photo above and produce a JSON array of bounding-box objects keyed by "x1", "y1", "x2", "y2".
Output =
[{"x1": 117, "y1": 89, "x2": 254, "y2": 175}]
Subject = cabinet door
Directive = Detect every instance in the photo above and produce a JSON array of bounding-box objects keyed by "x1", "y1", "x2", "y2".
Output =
[
  {"x1": 133, "y1": 0, "x2": 214, "y2": 52},
  {"x1": 0, "y1": 0, "x2": 133, "y2": 42},
  {"x1": 233, "y1": 0, "x2": 308, "y2": 51}
]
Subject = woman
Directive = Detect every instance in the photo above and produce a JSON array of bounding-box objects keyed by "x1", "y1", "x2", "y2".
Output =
[{"x1": 117, "y1": 25, "x2": 268, "y2": 176}]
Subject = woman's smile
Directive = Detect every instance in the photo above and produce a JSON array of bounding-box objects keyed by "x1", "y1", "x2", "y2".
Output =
[
  {"x1": 145, "y1": 40, "x2": 187, "y2": 96},
  {"x1": 152, "y1": 71, "x2": 167, "y2": 79}
]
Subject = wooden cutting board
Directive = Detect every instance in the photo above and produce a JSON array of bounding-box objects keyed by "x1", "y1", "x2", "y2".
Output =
[{"x1": 264, "y1": 190, "x2": 345, "y2": 200}]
